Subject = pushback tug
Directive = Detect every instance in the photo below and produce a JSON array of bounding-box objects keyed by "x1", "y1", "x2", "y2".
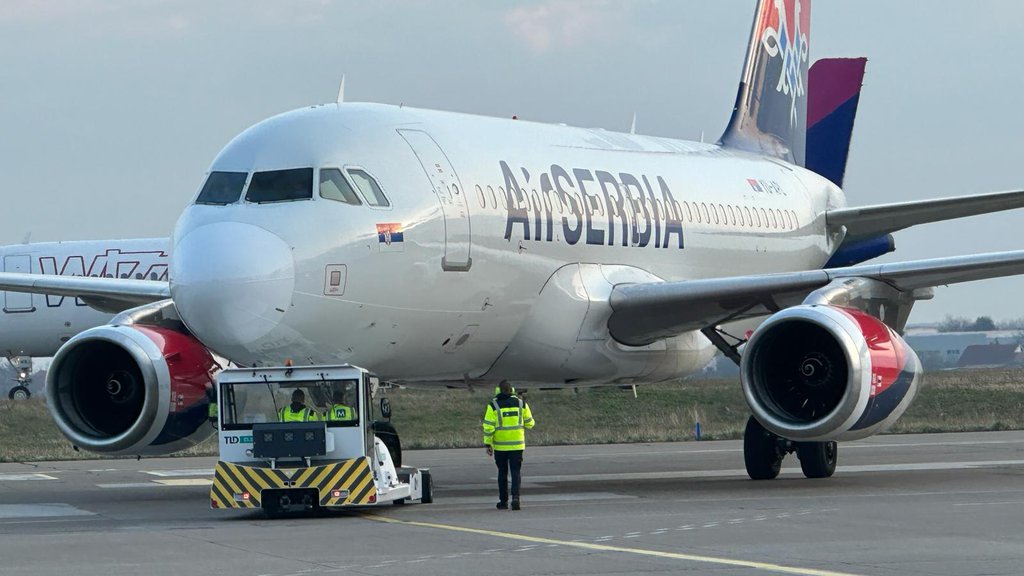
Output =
[{"x1": 210, "y1": 364, "x2": 431, "y2": 515}]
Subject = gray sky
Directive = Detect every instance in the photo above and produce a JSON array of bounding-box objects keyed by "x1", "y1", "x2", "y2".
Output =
[{"x1": 1, "y1": 1, "x2": 1022, "y2": 324}]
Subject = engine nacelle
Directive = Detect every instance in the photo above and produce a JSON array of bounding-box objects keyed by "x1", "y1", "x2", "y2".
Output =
[
  {"x1": 46, "y1": 324, "x2": 218, "y2": 456},
  {"x1": 740, "y1": 305, "x2": 921, "y2": 442}
]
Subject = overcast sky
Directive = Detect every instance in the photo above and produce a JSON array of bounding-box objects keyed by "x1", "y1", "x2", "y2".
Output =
[{"x1": 1, "y1": 1, "x2": 1022, "y2": 324}]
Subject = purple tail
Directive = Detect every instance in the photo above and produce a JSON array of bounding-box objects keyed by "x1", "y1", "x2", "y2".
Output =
[
  {"x1": 719, "y1": 0, "x2": 811, "y2": 165},
  {"x1": 806, "y1": 57, "x2": 867, "y2": 188}
]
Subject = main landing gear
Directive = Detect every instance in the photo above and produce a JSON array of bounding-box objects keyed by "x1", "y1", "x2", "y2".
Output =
[{"x1": 743, "y1": 416, "x2": 837, "y2": 480}]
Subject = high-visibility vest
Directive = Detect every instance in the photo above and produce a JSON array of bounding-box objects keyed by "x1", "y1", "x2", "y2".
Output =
[
  {"x1": 279, "y1": 405, "x2": 319, "y2": 422},
  {"x1": 327, "y1": 403, "x2": 355, "y2": 421},
  {"x1": 482, "y1": 395, "x2": 534, "y2": 451}
]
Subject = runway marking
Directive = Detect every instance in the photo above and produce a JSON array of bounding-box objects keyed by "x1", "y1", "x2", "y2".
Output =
[
  {"x1": 153, "y1": 478, "x2": 213, "y2": 486},
  {"x1": 97, "y1": 482, "x2": 166, "y2": 489},
  {"x1": 437, "y1": 491, "x2": 633, "y2": 505},
  {"x1": 365, "y1": 514, "x2": 864, "y2": 576},
  {"x1": 143, "y1": 469, "x2": 214, "y2": 477},
  {"x1": 529, "y1": 459, "x2": 1024, "y2": 482},
  {"x1": 0, "y1": 473, "x2": 56, "y2": 481},
  {"x1": 953, "y1": 501, "x2": 1024, "y2": 507},
  {"x1": 0, "y1": 503, "x2": 94, "y2": 519}
]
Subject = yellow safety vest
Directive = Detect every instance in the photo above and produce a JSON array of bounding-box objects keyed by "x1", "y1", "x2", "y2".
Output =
[
  {"x1": 327, "y1": 403, "x2": 355, "y2": 421},
  {"x1": 482, "y1": 395, "x2": 534, "y2": 451},
  {"x1": 279, "y1": 405, "x2": 319, "y2": 422}
]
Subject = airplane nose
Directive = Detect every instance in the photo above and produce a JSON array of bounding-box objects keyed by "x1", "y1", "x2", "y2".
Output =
[{"x1": 170, "y1": 222, "x2": 294, "y2": 356}]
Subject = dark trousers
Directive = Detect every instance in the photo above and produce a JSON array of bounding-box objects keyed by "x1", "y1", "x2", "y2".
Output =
[{"x1": 494, "y1": 449, "x2": 523, "y2": 503}]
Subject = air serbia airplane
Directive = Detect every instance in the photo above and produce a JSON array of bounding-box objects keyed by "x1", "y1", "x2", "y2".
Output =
[{"x1": 3, "y1": 0, "x2": 1024, "y2": 479}]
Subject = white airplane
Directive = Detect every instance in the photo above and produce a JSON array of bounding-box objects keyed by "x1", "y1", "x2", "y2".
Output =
[
  {"x1": 0, "y1": 238, "x2": 169, "y2": 358},
  {"x1": 3, "y1": 0, "x2": 1024, "y2": 478}
]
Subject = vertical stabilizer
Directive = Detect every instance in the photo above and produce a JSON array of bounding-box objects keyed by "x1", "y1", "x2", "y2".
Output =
[
  {"x1": 806, "y1": 57, "x2": 867, "y2": 188},
  {"x1": 718, "y1": 0, "x2": 811, "y2": 165}
]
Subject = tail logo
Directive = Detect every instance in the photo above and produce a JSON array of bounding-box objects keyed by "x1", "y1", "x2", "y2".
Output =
[{"x1": 759, "y1": 0, "x2": 809, "y2": 127}]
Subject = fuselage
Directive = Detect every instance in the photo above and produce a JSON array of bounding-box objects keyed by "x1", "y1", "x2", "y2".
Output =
[
  {"x1": 0, "y1": 239, "x2": 169, "y2": 357},
  {"x1": 170, "y1": 103, "x2": 845, "y2": 386}
]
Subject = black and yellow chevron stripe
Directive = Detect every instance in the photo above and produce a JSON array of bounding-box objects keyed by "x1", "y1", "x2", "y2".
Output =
[{"x1": 211, "y1": 458, "x2": 377, "y2": 509}]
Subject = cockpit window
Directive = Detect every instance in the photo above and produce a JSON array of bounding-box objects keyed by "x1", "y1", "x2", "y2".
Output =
[
  {"x1": 347, "y1": 169, "x2": 390, "y2": 207},
  {"x1": 319, "y1": 168, "x2": 362, "y2": 205},
  {"x1": 245, "y1": 168, "x2": 313, "y2": 203},
  {"x1": 196, "y1": 171, "x2": 247, "y2": 205}
]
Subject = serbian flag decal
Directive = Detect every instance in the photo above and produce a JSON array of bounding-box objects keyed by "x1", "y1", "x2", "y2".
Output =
[{"x1": 377, "y1": 223, "x2": 405, "y2": 252}]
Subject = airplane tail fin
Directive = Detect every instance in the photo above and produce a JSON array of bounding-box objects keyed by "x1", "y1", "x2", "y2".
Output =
[
  {"x1": 806, "y1": 57, "x2": 867, "y2": 188},
  {"x1": 718, "y1": 0, "x2": 811, "y2": 165}
]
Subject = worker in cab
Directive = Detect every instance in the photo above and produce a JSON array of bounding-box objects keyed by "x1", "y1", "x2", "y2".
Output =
[
  {"x1": 482, "y1": 380, "x2": 535, "y2": 511},
  {"x1": 326, "y1": 389, "x2": 356, "y2": 422},
  {"x1": 278, "y1": 389, "x2": 320, "y2": 422}
]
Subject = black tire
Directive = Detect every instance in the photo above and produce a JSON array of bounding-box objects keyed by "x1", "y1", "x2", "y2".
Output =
[
  {"x1": 8, "y1": 386, "x2": 30, "y2": 400},
  {"x1": 743, "y1": 416, "x2": 783, "y2": 480},
  {"x1": 796, "y1": 441, "x2": 838, "y2": 479},
  {"x1": 420, "y1": 471, "x2": 433, "y2": 504},
  {"x1": 372, "y1": 421, "x2": 402, "y2": 468}
]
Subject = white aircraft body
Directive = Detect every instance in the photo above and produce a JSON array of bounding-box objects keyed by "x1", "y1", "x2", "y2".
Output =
[
  {"x1": 4, "y1": 0, "x2": 1024, "y2": 478},
  {"x1": 0, "y1": 238, "x2": 168, "y2": 357}
]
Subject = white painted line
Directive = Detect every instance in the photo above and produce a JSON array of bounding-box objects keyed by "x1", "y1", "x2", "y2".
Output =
[
  {"x1": 97, "y1": 483, "x2": 164, "y2": 489},
  {"x1": 0, "y1": 473, "x2": 57, "y2": 481},
  {"x1": 437, "y1": 492, "x2": 634, "y2": 505},
  {"x1": 142, "y1": 469, "x2": 214, "y2": 477},
  {"x1": 0, "y1": 503, "x2": 94, "y2": 519},
  {"x1": 953, "y1": 501, "x2": 1024, "y2": 507},
  {"x1": 153, "y1": 478, "x2": 213, "y2": 487}
]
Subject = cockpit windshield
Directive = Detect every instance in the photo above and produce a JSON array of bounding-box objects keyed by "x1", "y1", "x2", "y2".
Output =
[
  {"x1": 196, "y1": 171, "x2": 247, "y2": 205},
  {"x1": 219, "y1": 378, "x2": 360, "y2": 430},
  {"x1": 245, "y1": 168, "x2": 314, "y2": 203}
]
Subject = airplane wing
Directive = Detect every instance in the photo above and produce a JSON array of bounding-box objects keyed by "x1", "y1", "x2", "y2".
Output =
[
  {"x1": 608, "y1": 250, "x2": 1024, "y2": 346},
  {"x1": 0, "y1": 273, "x2": 169, "y2": 313},
  {"x1": 826, "y1": 189, "x2": 1024, "y2": 243}
]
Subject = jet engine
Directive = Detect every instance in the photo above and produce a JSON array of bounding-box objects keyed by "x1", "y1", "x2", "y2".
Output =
[
  {"x1": 740, "y1": 305, "x2": 921, "y2": 442},
  {"x1": 46, "y1": 324, "x2": 218, "y2": 456}
]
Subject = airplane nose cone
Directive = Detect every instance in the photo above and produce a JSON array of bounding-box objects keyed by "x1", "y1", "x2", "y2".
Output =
[{"x1": 171, "y1": 222, "x2": 294, "y2": 356}]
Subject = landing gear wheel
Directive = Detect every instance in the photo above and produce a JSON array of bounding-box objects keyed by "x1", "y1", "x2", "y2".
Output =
[
  {"x1": 743, "y1": 416, "x2": 783, "y2": 480},
  {"x1": 796, "y1": 441, "x2": 837, "y2": 479},
  {"x1": 420, "y1": 471, "x2": 433, "y2": 504},
  {"x1": 8, "y1": 386, "x2": 30, "y2": 400}
]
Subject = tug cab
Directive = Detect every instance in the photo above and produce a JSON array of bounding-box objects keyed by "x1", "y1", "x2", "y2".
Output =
[{"x1": 210, "y1": 364, "x2": 431, "y2": 515}]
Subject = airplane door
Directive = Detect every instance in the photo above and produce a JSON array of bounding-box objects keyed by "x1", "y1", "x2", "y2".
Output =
[
  {"x1": 398, "y1": 129, "x2": 472, "y2": 271},
  {"x1": 3, "y1": 255, "x2": 34, "y2": 312}
]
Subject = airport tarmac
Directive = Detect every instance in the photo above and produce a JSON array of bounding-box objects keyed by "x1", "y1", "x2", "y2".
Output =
[{"x1": 3, "y1": 431, "x2": 1024, "y2": 576}]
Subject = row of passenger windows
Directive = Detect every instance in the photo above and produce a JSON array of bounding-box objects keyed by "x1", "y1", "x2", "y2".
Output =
[
  {"x1": 196, "y1": 167, "x2": 390, "y2": 208},
  {"x1": 473, "y1": 184, "x2": 800, "y2": 231}
]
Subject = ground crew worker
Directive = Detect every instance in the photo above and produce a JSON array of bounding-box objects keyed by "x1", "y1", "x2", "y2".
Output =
[
  {"x1": 326, "y1": 389, "x2": 356, "y2": 422},
  {"x1": 482, "y1": 380, "x2": 535, "y2": 510},
  {"x1": 278, "y1": 389, "x2": 319, "y2": 422}
]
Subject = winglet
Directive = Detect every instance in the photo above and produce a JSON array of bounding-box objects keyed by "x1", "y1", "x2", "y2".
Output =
[
  {"x1": 805, "y1": 57, "x2": 867, "y2": 188},
  {"x1": 336, "y1": 75, "x2": 346, "y2": 104},
  {"x1": 719, "y1": 0, "x2": 811, "y2": 165}
]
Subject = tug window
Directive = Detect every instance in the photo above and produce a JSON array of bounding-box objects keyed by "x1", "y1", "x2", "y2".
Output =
[
  {"x1": 319, "y1": 169, "x2": 362, "y2": 205},
  {"x1": 246, "y1": 168, "x2": 313, "y2": 203},
  {"x1": 196, "y1": 171, "x2": 247, "y2": 205},
  {"x1": 347, "y1": 169, "x2": 390, "y2": 207}
]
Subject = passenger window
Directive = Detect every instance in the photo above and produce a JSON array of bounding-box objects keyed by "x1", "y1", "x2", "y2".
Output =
[
  {"x1": 347, "y1": 169, "x2": 390, "y2": 207},
  {"x1": 246, "y1": 168, "x2": 313, "y2": 203},
  {"x1": 711, "y1": 203, "x2": 720, "y2": 225},
  {"x1": 498, "y1": 187, "x2": 508, "y2": 210},
  {"x1": 196, "y1": 171, "x2": 247, "y2": 205},
  {"x1": 684, "y1": 202, "x2": 693, "y2": 223},
  {"x1": 487, "y1": 186, "x2": 497, "y2": 209},
  {"x1": 700, "y1": 202, "x2": 710, "y2": 224},
  {"x1": 319, "y1": 168, "x2": 362, "y2": 205},
  {"x1": 476, "y1": 185, "x2": 486, "y2": 208}
]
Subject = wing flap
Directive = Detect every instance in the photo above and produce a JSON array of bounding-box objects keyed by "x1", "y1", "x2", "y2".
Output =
[
  {"x1": 0, "y1": 272, "x2": 169, "y2": 313},
  {"x1": 827, "y1": 189, "x2": 1024, "y2": 242},
  {"x1": 609, "y1": 250, "x2": 1024, "y2": 346}
]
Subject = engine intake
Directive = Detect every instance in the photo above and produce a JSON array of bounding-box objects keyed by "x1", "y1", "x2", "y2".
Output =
[
  {"x1": 741, "y1": 305, "x2": 921, "y2": 442},
  {"x1": 46, "y1": 324, "x2": 217, "y2": 455}
]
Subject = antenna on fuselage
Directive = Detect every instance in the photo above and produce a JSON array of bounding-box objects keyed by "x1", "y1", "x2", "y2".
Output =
[
  {"x1": 336, "y1": 75, "x2": 346, "y2": 104},
  {"x1": 629, "y1": 112, "x2": 637, "y2": 135}
]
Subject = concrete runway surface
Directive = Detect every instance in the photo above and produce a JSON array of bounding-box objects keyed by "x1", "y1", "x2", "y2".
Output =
[{"x1": 3, "y1": 431, "x2": 1024, "y2": 575}]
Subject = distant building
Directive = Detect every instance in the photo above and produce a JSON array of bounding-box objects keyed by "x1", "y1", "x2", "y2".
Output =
[{"x1": 956, "y1": 343, "x2": 1024, "y2": 369}]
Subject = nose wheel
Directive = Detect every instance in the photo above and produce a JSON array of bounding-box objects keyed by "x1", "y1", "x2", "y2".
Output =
[
  {"x1": 743, "y1": 416, "x2": 839, "y2": 480},
  {"x1": 8, "y1": 386, "x2": 31, "y2": 400}
]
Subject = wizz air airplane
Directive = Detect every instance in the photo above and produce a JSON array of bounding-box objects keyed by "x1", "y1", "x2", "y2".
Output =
[{"x1": 3, "y1": 0, "x2": 1024, "y2": 479}]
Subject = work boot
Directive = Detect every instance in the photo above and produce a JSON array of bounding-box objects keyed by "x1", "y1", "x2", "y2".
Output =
[
  {"x1": 511, "y1": 498, "x2": 521, "y2": 511},
  {"x1": 496, "y1": 501, "x2": 508, "y2": 510}
]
